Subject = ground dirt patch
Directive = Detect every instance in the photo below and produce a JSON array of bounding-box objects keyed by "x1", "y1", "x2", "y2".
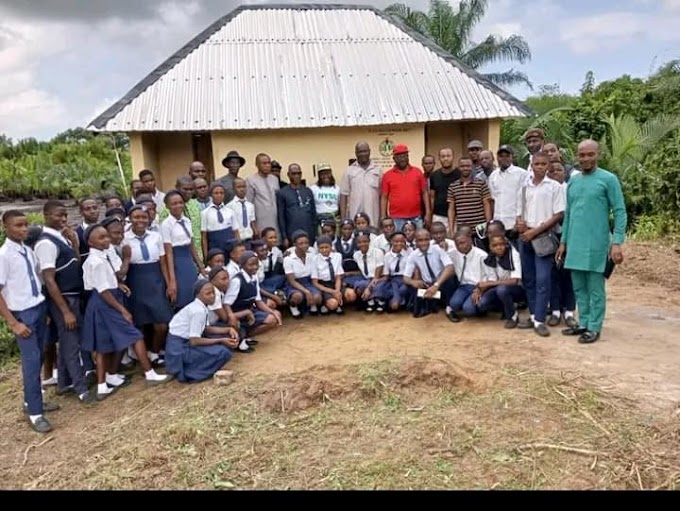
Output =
[{"x1": 0, "y1": 241, "x2": 679, "y2": 489}]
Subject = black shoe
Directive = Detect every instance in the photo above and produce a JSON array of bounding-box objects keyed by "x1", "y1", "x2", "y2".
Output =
[
  {"x1": 516, "y1": 301, "x2": 529, "y2": 311},
  {"x1": 28, "y1": 415, "x2": 53, "y2": 433},
  {"x1": 578, "y1": 331, "x2": 600, "y2": 344},
  {"x1": 547, "y1": 315, "x2": 561, "y2": 327},
  {"x1": 85, "y1": 371, "x2": 97, "y2": 387},
  {"x1": 517, "y1": 319, "x2": 534, "y2": 329},
  {"x1": 534, "y1": 323, "x2": 551, "y2": 337},
  {"x1": 245, "y1": 338, "x2": 259, "y2": 346},
  {"x1": 504, "y1": 317, "x2": 518, "y2": 329},
  {"x1": 565, "y1": 316, "x2": 579, "y2": 328},
  {"x1": 119, "y1": 361, "x2": 137, "y2": 374},
  {"x1": 151, "y1": 358, "x2": 165, "y2": 369},
  {"x1": 446, "y1": 311, "x2": 461, "y2": 323},
  {"x1": 413, "y1": 309, "x2": 430, "y2": 318},
  {"x1": 562, "y1": 326, "x2": 587, "y2": 336},
  {"x1": 78, "y1": 390, "x2": 97, "y2": 405},
  {"x1": 56, "y1": 385, "x2": 75, "y2": 396}
]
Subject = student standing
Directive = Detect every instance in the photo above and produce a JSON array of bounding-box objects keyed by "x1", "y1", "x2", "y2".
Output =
[
  {"x1": 201, "y1": 182, "x2": 238, "y2": 257},
  {"x1": 158, "y1": 176, "x2": 204, "y2": 260},
  {"x1": 82, "y1": 225, "x2": 169, "y2": 400},
  {"x1": 34, "y1": 201, "x2": 95, "y2": 403},
  {"x1": 194, "y1": 178, "x2": 212, "y2": 211},
  {"x1": 0, "y1": 211, "x2": 57, "y2": 432},
  {"x1": 556, "y1": 140, "x2": 627, "y2": 344},
  {"x1": 227, "y1": 177, "x2": 258, "y2": 248},
  {"x1": 161, "y1": 191, "x2": 205, "y2": 310},
  {"x1": 515, "y1": 151, "x2": 565, "y2": 337},
  {"x1": 123, "y1": 206, "x2": 174, "y2": 365},
  {"x1": 139, "y1": 169, "x2": 166, "y2": 210},
  {"x1": 488, "y1": 146, "x2": 528, "y2": 246},
  {"x1": 165, "y1": 280, "x2": 238, "y2": 383},
  {"x1": 75, "y1": 198, "x2": 101, "y2": 261}
]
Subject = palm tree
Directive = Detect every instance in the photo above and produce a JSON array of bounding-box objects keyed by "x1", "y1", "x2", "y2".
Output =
[{"x1": 385, "y1": 0, "x2": 532, "y2": 88}]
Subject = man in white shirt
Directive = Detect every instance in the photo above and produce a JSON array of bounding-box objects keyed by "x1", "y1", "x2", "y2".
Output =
[
  {"x1": 339, "y1": 141, "x2": 382, "y2": 227},
  {"x1": 515, "y1": 151, "x2": 565, "y2": 337},
  {"x1": 488, "y1": 145, "x2": 528, "y2": 247},
  {"x1": 446, "y1": 231, "x2": 488, "y2": 322}
]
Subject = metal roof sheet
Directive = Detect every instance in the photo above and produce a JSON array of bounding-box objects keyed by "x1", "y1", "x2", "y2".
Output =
[{"x1": 89, "y1": 4, "x2": 530, "y2": 132}]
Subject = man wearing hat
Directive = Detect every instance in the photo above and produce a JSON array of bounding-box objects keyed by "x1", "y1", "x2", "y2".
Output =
[
  {"x1": 380, "y1": 144, "x2": 430, "y2": 232},
  {"x1": 270, "y1": 160, "x2": 288, "y2": 189},
  {"x1": 216, "y1": 150, "x2": 246, "y2": 204},
  {"x1": 467, "y1": 140, "x2": 484, "y2": 174},
  {"x1": 525, "y1": 128, "x2": 545, "y2": 171},
  {"x1": 488, "y1": 145, "x2": 528, "y2": 245}
]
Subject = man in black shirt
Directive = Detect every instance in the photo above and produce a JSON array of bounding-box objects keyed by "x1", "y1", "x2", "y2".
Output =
[
  {"x1": 277, "y1": 163, "x2": 317, "y2": 248},
  {"x1": 427, "y1": 147, "x2": 460, "y2": 230}
]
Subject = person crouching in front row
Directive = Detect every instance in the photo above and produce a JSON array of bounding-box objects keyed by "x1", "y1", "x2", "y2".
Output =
[
  {"x1": 403, "y1": 229, "x2": 455, "y2": 318},
  {"x1": 446, "y1": 230, "x2": 488, "y2": 323}
]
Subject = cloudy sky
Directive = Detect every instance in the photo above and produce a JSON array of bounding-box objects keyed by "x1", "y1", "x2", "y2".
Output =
[{"x1": 1, "y1": 0, "x2": 679, "y2": 140}]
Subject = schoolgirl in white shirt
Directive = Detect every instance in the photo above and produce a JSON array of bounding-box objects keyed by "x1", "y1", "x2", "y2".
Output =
[
  {"x1": 346, "y1": 231, "x2": 385, "y2": 312},
  {"x1": 283, "y1": 230, "x2": 323, "y2": 318},
  {"x1": 311, "y1": 236, "x2": 345, "y2": 315},
  {"x1": 201, "y1": 182, "x2": 238, "y2": 257},
  {"x1": 376, "y1": 232, "x2": 414, "y2": 312}
]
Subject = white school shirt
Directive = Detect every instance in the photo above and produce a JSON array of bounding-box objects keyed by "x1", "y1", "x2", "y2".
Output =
[
  {"x1": 160, "y1": 215, "x2": 193, "y2": 247},
  {"x1": 224, "y1": 270, "x2": 262, "y2": 305},
  {"x1": 257, "y1": 259, "x2": 266, "y2": 283},
  {"x1": 283, "y1": 251, "x2": 315, "y2": 279},
  {"x1": 370, "y1": 233, "x2": 391, "y2": 254},
  {"x1": 450, "y1": 246, "x2": 488, "y2": 286},
  {"x1": 403, "y1": 246, "x2": 452, "y2": 285},
  {"x1": 516, "y1": 176, "x2": 566, "y2": 229},
  {"x1": 488, "y1": 165, "x2": 528, "y2": 230},
  {"x1": 0, "y1": 239, "x2": 45, "y2": 311},
  {"x1": 169, "y1": 298, "x2": 210, "y2": 339},
  {"x1": 83, "y1": 247, "x2": 121, "y2": 293},
  {"x1": 383, "y1": 250, "x2": 409, "y2": 277},
  {"x1": 311, "y1": 252, "x2": 344, "y2": 281},
  {"x1": 353, "y1": 247, "x2": 384, "y2": 279},
  {"x1": 226, "y1": 260, "x2": 240, "y2": 278},
  {"x1": 34, "y1": 226, "x2": 72, "y2": 271},
  {"x1": 200, "y1": 203, "x2": 235, "y2": 233},
  {"x1": 123, "y1": 230, "x2": 165, "y2": 264},
  {"x1": 264, "y1": 246, "x2": 283, "y2": 274},
  {"x1": 208, "y1": 287, "x2": 226, "y2": 324},
  {"x1": 226, "y1": 197, "x2": 256, "y2": 240},
  {"x1": 312, "y1": 240, "x2": 337, "y2": 254},
  {"x1": 430, "y1": 238, "x2": 456, "y2": 261},
  {"x1": 482, "y1": 247, "x2": 523, "y2": 281},
  {"x1": 310, "y1": 184, "x2": 340, "y2": 216}
]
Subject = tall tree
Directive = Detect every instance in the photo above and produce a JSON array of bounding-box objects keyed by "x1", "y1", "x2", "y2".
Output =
[{"x1": 385, "y1": 0, "x2": 532, "y2": 88}]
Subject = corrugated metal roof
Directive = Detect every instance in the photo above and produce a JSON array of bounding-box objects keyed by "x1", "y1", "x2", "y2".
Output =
[{"x1": 89, "y1": 4, "x2": 530, "y2": 132}]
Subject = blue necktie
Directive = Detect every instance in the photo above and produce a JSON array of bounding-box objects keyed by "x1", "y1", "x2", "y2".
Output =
[
  {"x1": 395, "y1": 253, "x2": 402, "y2": 273},
  {"x1": 106, "y1": 254, "x2": 117, "y2": 274},
  {"x1": 423, "y1": 252, "x2": 437, "y2": 282},
  {"x1": 137, "y1": 235, "x2": 150, "y2": 261},
  {"x1": 240, "y1": 200, "x2": 248, "y2": 229},
  {"x1": 177, "y1": 218, "x2": 192, "y2": 240},
  {"x1": 19, "y1": 247, "x2": 39, "y2": 297},
  {"x1": 214, "y1": 205, "x2": 224, "y2": 224},
  {"x1": 363, "y1": 253, "x2": 369, "y2": 277},
  {"x1": 327, "y1": 257, "x2": 335, "y2": 281}
]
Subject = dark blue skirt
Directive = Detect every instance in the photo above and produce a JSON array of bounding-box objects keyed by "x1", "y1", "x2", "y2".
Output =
[
  {"x1": 207, "y1": 227, "x2": 235, "y2": 253},
  {"x1": 261, "y1": 274, "x2": 286, "y2": 294},
  {"x1": 173, "y1": 244, "x2": 198, "y2": 309},
  {"x1": 165, "y1": 333, "x2": 232, "y2": 383},
  {"x1": 83, "y1": 288, "x2": 142, "y2": 353},
  {"x1": 284, "y1": 276, "x2": 320, "y2": 301},
  {"x1": 127, "y1": 262, "x2": 174, "y2": 326}
]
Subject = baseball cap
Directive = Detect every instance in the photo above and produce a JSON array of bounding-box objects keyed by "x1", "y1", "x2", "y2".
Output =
[
  {"x1": 467, "y1": 140, "x2": 484, "y2": 150},
  {"x1": 392, "y1": 144, "x2": 409, "y2": 155},
  {"x1": 497, "y1": 144, "x2": 514, "y2": 155}
]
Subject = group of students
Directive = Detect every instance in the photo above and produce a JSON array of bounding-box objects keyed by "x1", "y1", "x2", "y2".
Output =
[{"x1": 0, "y1": 149, "x2": 584, "y2": 435}]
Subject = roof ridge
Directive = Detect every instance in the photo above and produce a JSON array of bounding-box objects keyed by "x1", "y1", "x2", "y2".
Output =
[{"x1": 88, "y1": 3, "x2": 530, "y2": 131}]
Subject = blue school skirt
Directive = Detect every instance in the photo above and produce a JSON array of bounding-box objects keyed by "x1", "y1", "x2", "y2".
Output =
[
  {"x1": 165, "y1": 333, "x2": 232, "y2": 383},
  {"x1": 376, "y1": 276, "x2": 414, "y2": 309},
  {"x1": 127, "y1": 262, "x2": 174, "y2": 326},
  {"x1": 173, "y1": 244, "x2": 198, "y2": 309},
  {"x1": 261, "y1": 274, "x2": 286, "y2": 294},
  {"x1": 207, "y1": 227, "x2": 235, "y2": 253},
  {"x1": 83, "y1": 288, "x2": 142, "y2": 354},
  {"x1": 284, "y1": 276, "x2": 320, "y2": 301},
  {"x1": 344, "y1": 275, "x2": 371, "y2": 292}
]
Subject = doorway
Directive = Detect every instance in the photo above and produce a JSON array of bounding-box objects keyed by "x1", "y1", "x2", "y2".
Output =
[{"x1": 192, "y1": 132, "x2": 215, "y2": 181}]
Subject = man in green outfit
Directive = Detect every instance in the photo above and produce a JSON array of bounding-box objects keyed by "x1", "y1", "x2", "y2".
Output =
[{"x1": 555, "y1": 139, "x2": 627, "y2": 344}]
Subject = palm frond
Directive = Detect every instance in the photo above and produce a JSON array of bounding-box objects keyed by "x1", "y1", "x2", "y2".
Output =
[
  {"x1": 385, "y1": 3, "x2": 429, "y2": 34},
  {"x1": 483, "y1": 69, "x2": 533, "y2": 89},
  {"x1": 456, "y1": 0, "x2": 488, "y2": 48},
  {"x1": 462, "y1": 34, "x2": 531, "y2": 68}
]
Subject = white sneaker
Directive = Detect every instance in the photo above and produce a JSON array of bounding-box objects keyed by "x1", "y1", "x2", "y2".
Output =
[
  {"x1": 320, "y1": 305, "x2": 329, "y2": 314},
  {"x1": 289, "y1": 305, "x2": 301, "y2": 317},
  {"x1": 42, "y1": 376, "x2": 57, "y2": 386}
]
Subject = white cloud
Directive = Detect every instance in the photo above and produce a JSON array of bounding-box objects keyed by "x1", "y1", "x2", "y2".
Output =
[
  {"x1": 663, "y1": 0, "x2": 680, "y2": 13},
  {"x1": 560, "y1": 10, "x2": 680, "y2": 54}
]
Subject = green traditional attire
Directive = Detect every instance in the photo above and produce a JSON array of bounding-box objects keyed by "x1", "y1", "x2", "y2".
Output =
[
  {"x1": 562, "y1": 167, "x2": 627, "y2": 333},
  {"x1": 158, "y1": 198, "x2": 203, "y2": 260}
]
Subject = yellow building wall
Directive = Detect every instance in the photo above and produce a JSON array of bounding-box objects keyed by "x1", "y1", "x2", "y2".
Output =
[
  {"x1": 487, "y1": 118, "x2": 502, "y2": 152},
  {"x1": 210, "y1": 124, "x2": 425, "y2": 184},
  {"x1": 425, "y1": 121, "x2": 465, "y2": 163},
  {"x1": 155, "y1": 133, "x2": 194, "y2": 191},
  {"x1": 129, "y1": 133, "x2": 160, "y2": 178}
]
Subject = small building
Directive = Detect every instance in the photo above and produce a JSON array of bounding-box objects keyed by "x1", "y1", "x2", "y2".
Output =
[{"x1": 88, "y1": 4, "x2": 530, "y2": 189}]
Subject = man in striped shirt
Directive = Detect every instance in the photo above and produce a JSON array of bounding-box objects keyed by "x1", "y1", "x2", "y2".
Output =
[{"x1": 446, "y1": 158, "x2": 492, "y2": 245}]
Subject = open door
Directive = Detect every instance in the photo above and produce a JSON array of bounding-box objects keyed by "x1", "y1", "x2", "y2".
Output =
[{"x1": 192, "y1": 132, "x2": 215, "y2": 181}]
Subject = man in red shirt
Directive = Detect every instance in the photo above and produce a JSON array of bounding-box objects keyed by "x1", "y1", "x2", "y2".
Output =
[{"x1": 380, "y1": 144, "x2": 431, "y2": 232}]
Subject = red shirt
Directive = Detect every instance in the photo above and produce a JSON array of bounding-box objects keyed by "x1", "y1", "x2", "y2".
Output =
[{"x1": 381, "y1": 165, "x2": 427, "y2": 218}]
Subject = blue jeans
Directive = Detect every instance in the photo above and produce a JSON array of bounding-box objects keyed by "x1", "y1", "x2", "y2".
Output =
[
  {"x1": 448, "y1": 284, "x2": 479, "y2": 316},
  {"x1": 48, "y1": 295, "x2": 88, "y2": 394},
  {"x1": 478, "y1": 285, "x2": 526, "y2": 319},
  {"x1": 394, "y1": 217, "x2": 423, "y2": 232},
  {"x1": 519, "y1": 239, "x2": 553, "y2": 323},
  {"x1": 13, "y1": 302, "x2": 47, "y2": 415}
]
